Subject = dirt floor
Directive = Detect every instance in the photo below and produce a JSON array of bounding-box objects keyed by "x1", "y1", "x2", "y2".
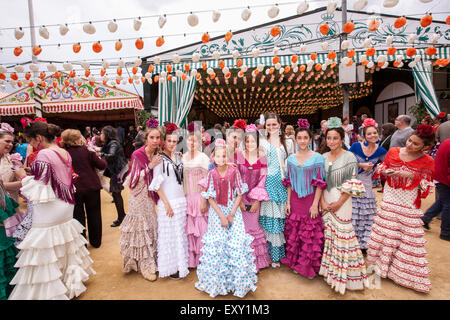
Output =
[{"x1": 40, "y1": 186, "x2": 449, "y2": 300}]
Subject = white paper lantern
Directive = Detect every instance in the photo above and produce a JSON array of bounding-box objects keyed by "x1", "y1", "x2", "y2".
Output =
[
  {"x1": 353, "y1": 0, "x2": 368, "y2": 11},
  {"x1": 47, "y1": 63, "x2": 57, "y2": 72},
  {"x1": 397, "y1": 62, "x2": 404, "y2": 68},
  {"x1": 103, "y1": 76, "x2": 109, "y2": 82},
  {"x1": 9, "y1": 80, "x2": 17, "y2": 88},
  {"x1": 134, "y1": 18, "x2": 142, "y2": 31},
  {"x1": 102, "y1": 60, "x2": 110, "y2": 69},
  {"x1": 321, "y1": 42, "x2": 329, "y2": 51},
  {"x1": 274, "y1": 63, "x2": 281, "y2": 70},
  {"x1": 241, "y1": 8, "x2": 252, "y2": 21},
  {"x1": 363, "y1": 38, "x2": 372, "y2": 48},
  {"x1": 39, "y1": 26, "x2": 49, "y2": 39},
  {"x1": 341, "y1": 57, "x2": 351, "y2": 65},
  {"x1": 341, "y1": 40, "x2": 350, "y2": 50},
  {"x1": 108, "y1": 20, "x2": 118, "y2": 33},
  {"x1": 187, "y1": 13, "x2": 199, "y2": 27},
  {"x1": 206, "y1": 67, "x2": 214, "y2": 75},
  {"x1": 59, "y1": 24, "x2": 69, "y2": 36},
  {"x1": 133, "y1": 58, "x2": 142, "y2": 67},
  {"x1": 322, "y1": 64, "x2": 327, "y2": 71},
  {"x1": 306, "y1": 64, "x2": 313, "y2": 72},
  {"x1": 118, "y1": 59, "x2": 125, "y2": 68},
  {"x1": 222, "y1": 67, "x2": 230, "y2": 74},
  {"x1": 29, "y1": 64, "x2": 39, "y2": 72},
  {"x1": 191, "y1": 53, "x2": 200, "y2": 63},
  {"x1": 383, "y1": 0, "x2": 399, "y2": 7},
  {"x1": 273, "y1": 47, "x2": 280, "y2": 55},
  {"x1": 408, "y1": 61, "x2": 417, "y2": 68},
  {"x1": 257, "y1": 64, "x2": 264, "y2": 72},
  {"x1": 293, "y1": 66, "x2": 299, "y2": 73},
  {"x1": 212, "y1": 51, "x2": 220, "y2": 60},
  {"x1": 232, "y1": 50, "x2": 239, "y2": 59},
  {"x1": 154, "y1": 56, "x2": 161, "y2": 64},
  {"x1": 386, "y1": 35, "x2": 394, "y2": 45},
  {"x1": 0, "y1": 65, "x2": 7, "y2": 73},
  {"x1": 81, "y1": 61, "x2": 90, "y2": 70},
  {"x1": 360, "y1": 55, "x2": 367, "y2": 62},
  {"x1": 14, "y1": 27, "x2": 24, "y2": 40},
  {"x1": 265, "y1": 69, "x2": 270, "y2": 75},
  {"x1": 299, "y1": 44, "x2": 307, "y2": 53},
  {"x1": 158, "y1": 15, "x2": 167, "y2": 28},
  {"x1": 160, "y1": 71, "x2": 167, "y2": 78},
  {"x1": 145, "y1": 72, "x2": 152, "y2": 79},
  {"x1": 173, "y1": 54, "x2": 181, "y2": 64},
  {"x1": 407, "y1": 34, "x2": 417, "y2": 44},
  {"x1": 191, "y1": 69, "x2": 198, "y2": 76},
  {"x1": 241, "y1": 65, "x2": 248, "y2": 72},
  {"x1": 431, "y1": 33, "x2": 440, "y2": 44},
  {"x1": 63, "y1": 62, "x2": 73, "y2": 71},
  {"x1": 377, "y1": 55, "x2": 387, "y2": 63},
  {"x1": 212, "y1": 10, "x2": 221, "y2": 22},
  {"x1": 367, "y1": 61, "x2": 374, "y2": 68},
  {"x1": 279, "y1": 67, "x2": 284, "y2": 74},
  {"x1": 147, "y1": 78, "x2": 153, "y2": 85},
  {"x1": 327, "y1": 0, "x2": 338, "y2": 15},
  {"x1": 83, "y1": 22, "x2": 96, "y2": 34},
  {"x1": 268, "y1": 6, "x2": 279, "y2": 19},
  {"x1": 14, "y1": 65, "x2": 24, "y2": 73},
  {"x1": 252, "y1": 48, "x2": 260, "y2": 58},
  {"x1": 297, "y1": 1, "x2": 309, "y2": 15},
  {"x1": 175, "y1": 70, "x2": 182, "y2": 77}
]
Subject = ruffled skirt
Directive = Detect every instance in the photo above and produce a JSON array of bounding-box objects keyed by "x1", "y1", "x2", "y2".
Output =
[
  {"x1": 13, "y1": 203, "x2": 34, "y2": 247},
  {"x1": 185, "y1": 193, "x2": 208, "y2": 268},
  {"x1": 242, "y1": 209, "x2": 271, "y2": 272},
  {"x1": 367, "y1": 185, "x2": 431, "y2": 293},
  {"x1": 352, "y1": 195, "x2": 377, "y2": 250},
  {"x1": 119, "y1": 192, "x2": 158, "y2": 274},
  {"x1": 0, "y1": 232, "x2": 17, "y2": 300},
  {"x1": 195, "y1": 207, "x2": 257, "y2": 298},
  {"x1": 156, "y1": 197, "x2": 189, "y2": 278},
  {"x1": 280, "y1": 192, "x2": 324, "y2": 278},
  {"x1": 8, "y1": 201, "x2": 95, "y2": 300},
  {"x1": 319, "y1": 188, "x2": 369, "y2": 295},
  {"x1": 259, "y1": 201, "x2": 286, "y2": 262}
]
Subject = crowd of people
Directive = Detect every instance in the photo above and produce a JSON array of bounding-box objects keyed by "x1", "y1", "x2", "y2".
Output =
[{"x1": 0, "y1": 109, "x2": 448, "y2": 299}]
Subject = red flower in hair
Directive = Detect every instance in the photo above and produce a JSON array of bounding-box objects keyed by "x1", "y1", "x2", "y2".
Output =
[
  {"x1": 438, "y1": 112, "x2": 446, "y2": 118},
  {"x1": 187, "y1": 122, "x2": 199, "y2": 133},
  {"x1": 34, "y1": 117, "x2": 47, "y2": 123},
  {"x1": 416, "y1": 124, "x2": 434, "y2": 137},
  {"x1": 232, "y1": 119, "x2": 247, "y2": 130},
  {"x1": 362, "y1": 118, "x2": 378, "y2": 128},
  {"x1": 165, "y1": 122, "x2": 178, "y2": 133}
]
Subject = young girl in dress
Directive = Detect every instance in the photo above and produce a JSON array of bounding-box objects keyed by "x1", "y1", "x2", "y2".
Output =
[
  {"x1": 182, "y1": 122, "x2": 210, "y2": 268},
  {"x1": 237, "y1": 124, "x2": 271, "y2": 272},
  {"x1": 195, "y1": 139, "x2": 257, "y2": 298},
  {"x1": 349, "y1": 118, "x2": 387, "y2": 253},
  {"x1": 120, "y1": 121, "x2": 162, "y2": 281},
  {"x1": 149, "y1": 123, "x2": 189, "y2": 279},
  {"x1": 281, "y1": 119, "x2": 326, "y2": 279},
  {"x1": 318, "y1": 117, "x2": 369, "y2": 295},
  {"x1": 259, "y1": 113, "x2": 294, "y2": 267},
  {"x1": 0, "y1": 181, "x2": 19, "y2": 300},
  {"x1": 9, "y1": 121, "x2": 95, "y2": 300},
  {"x1": 367, "y1": 124, "x2": 435, "y2": 293}
]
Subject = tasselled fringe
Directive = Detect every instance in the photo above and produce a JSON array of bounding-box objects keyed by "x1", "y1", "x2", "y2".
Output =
[{"x1": 326, "y1": 162, "x2": 357, "y2": 191}]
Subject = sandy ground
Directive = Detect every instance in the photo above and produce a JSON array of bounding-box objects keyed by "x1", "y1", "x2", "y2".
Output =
[{"x1": 43, "y1": 186, "x2": 449, "y2": 300}]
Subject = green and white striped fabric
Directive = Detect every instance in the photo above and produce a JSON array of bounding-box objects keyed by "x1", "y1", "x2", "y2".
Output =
[
  {"x1": 158, "y1": 76, "x2": 197, "y2": 127},
  {"x1": 411, "y1": 59, "x2": 441, "y2": 117}
]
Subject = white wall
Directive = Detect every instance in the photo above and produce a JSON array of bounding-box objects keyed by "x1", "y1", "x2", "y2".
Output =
[{"x1": 374, "y1": 82, "x2": 415, "y2": 125}]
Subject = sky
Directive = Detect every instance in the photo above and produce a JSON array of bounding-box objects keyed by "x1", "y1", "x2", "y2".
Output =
[{"x1": 0, "y1": 0, "x2": 448, "y2": 96}]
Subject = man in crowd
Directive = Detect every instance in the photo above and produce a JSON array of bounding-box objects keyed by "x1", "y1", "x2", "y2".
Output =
[{"x1": 390, "y1": 115, "x2": 414, "y2": 148}]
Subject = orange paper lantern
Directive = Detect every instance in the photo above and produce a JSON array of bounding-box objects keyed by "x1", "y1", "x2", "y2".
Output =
[
  {"x1": 237, "y1": 59, "x2": 243, "y2": 68},
  {"x1": 156, "y1": 36, "x2": 164, "y2": 47},
  {"x1": 166, "y1": 64, "x2": 173, "y2": 73},
  {"x1": 92, "y1": 42, "x2": 102, "y2": 53},
  {"x1": 73, "y1": 43, "x2": 81, "y2": 53},
  {"x1": 69, "y1": 70, "x2": 76, "y2": 78},
  {"x1": 25, "y1": 72, "x2": 31, "y2": 80},
  {"x1": 319, "y1": 23, "x2": 330, "y2": 35},
  {"x1": 17, "y1": 81, "x2": 23, "y2": 87},
  {"x1": 394, "y1": 16, "x2": 406, "y2": 28},
  {"x1": 387, "y1": 47, "x2": 397, "y2": 55},
  {"x1": 299, "y1": 65, "x2": 306, "y2": 72},
  {"x1": 291, "y1": 55, "x2": 298, "y2": 64},
  {"x1": 225, "y1": 31, "x2": 233, "y2": 43},
  {"x1": 366, "y1": 47, "x2": 376, "y2": 57},
  {"x1": 32, "y1": 45, "x2": 42, "y2": 56},
  {"x1": 219, "y1": 60, "x2": 225, "y2": 69},
  {"x1": 100, "y1": 69, "x2": 106, "y2": 77},
  {"x1": 117, "y1": 68, "x2": 122, "y2": 76},
  {"x1": 132, "y1": 67, "x2": 138, "y2": 74},
  {"x1": 310, "y1": 53, "x2": 317, "y2": 61},
  {"x1": 85, "y1": 70, "x2": 91, "y2": 77},
  {"x1": 327, "y1": 51, "x2": 337, "y2": 60},
  {"x1": 115, "y1": 40, "x2": 123, "y2": 51},
  {"x1": 343, "y1": 21, "x2": 355, "y2": 34},
  {"x1": 184, "y1": 64, "x2": 190, "y2": 72},
  {"x1": 270, "y1": 27, "x2": 281, "y2": 37},
  {"x1": 368, "y1": 19, "x2": 381, "y2": 31},
  {"x1": 202, "y1": 62, "x2": 208, "y2": 70},
  {"x1": 128, "y1": 77, "x2": 133, "y2": 84},
  {"x1": 54, "y1": 71, "x2": 61, "y2": 79},
  {"x1": 135, "y1": 38, "x2": 144, "y2": 50},
  {"x1": 426, "y1": 46, "x2": 437, "y2": 56},
  {"x1": 14, "y1": 47, "x2": 23, "y2": 57},
  {"x1": 201, "y1": 33, "x2": 210, "y2": 43},
  {"x1": 40, "y1": 81, "x2": 47, "y2": 88},
  {"x1": 0, "y1": 74, "x2": 5, "y2": 80},
  {"x1": 347, "y1": 50, "x2": 356, "y2": 58},
  {"x1": 406, "y1": 47, "x2": 416, "y2": 57},
  {"x1": 148, "y1": 65, "x2": 155, "y2": 73},
  {"x1": 420, "y1": 14, "x2": 432, "y2": 28}
]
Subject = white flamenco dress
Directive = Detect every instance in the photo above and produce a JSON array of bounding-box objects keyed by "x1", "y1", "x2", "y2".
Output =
[
  {"x1": 149, "y1": 153, "x2": 189, "y2": 278},
  {"x1": 8, "y1": 149, "x2": 95, "y2": 300}
]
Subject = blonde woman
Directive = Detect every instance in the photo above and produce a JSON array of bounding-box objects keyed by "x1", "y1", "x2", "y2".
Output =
[{"x1": 61, "y1": 129, "x2": 107, "y2": 248}]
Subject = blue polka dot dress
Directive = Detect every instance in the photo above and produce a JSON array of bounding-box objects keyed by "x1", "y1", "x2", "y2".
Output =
[{"x1": 195, "y1": 166, "x2": 257, "y2": 298}]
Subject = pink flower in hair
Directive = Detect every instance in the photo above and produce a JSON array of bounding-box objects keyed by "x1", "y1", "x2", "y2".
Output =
[
  {"x1": 362, "y1": 118, "x2": 378, "y2": 128},
  {"x1": 297, "y1": 118, "x2": 310, "y2": 129},
  {"x1": 10, "y1": 153, "x2": 23, "y2": 166},
  {"x1": 0, "y1": 123, "x2": 14, "y2": 133},
  {"x1": 245, "y1": 124, "x2": 258, "y2": 133},
  {"x1": 214, "y1": 138, "x2": 226, "y2": 148}
]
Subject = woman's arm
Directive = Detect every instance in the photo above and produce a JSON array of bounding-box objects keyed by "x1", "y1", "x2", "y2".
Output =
[
  {"x1": 285, "y1": 186, "x2": 291, "y2": 216},
  {"x1": 227, "y1": 194, "x2": 243, "y2": 226},
  {"x1": 2, "y1": 180, "x2": 22, "y2": 192},
  {"x1": 310, "y1": 185, "x2": 323, "y2": 218},
  {"x1": 327, "y1": 192, "x2": 350, "y2": 213}
]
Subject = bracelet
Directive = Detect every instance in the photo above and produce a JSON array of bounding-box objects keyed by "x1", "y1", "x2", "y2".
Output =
[{"x1": 20, "y1": 175, "x2": 27, "y2": 180}]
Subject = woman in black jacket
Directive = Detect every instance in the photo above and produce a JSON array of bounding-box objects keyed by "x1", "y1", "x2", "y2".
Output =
[{"x1": 100, "y1": 126, "x2": 128, "y2": 227}]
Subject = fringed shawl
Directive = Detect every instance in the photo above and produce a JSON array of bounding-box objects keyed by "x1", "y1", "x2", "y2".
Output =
[
  {"x1": 126, "y1": 146, "x2": 159, "y2": 202},
  {"x1": 207, "y1": 166, "x2": 244, "y2": 206},
  {"x1": 31, "y1": 149, "x2": 76, "y2": 204},
  {"x1": 377, "y1": 147, "x2": 434, "y2": 208},
  {"x1": 323, "y1": 151, "x2": 358, "y2": 191},
  {"x1": 287, "y1": 153, "x2": 326, "y2": 198}
]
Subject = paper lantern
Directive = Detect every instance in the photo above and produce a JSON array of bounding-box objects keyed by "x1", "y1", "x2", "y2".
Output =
[
  {"x1": 270, "y1": 27, "x2": 281, "y2": 37},
  {"x1": 225, "y1": 31, "x2": 233, "y2": 43},
  {"x1": 84, "y1": 70, "x2": 90, "y2": 77},
  {"x1": 383, "y1": 0, "x2": 399, "y2": 7},
  {"x1": 366, "y1": 47, "x2": 376, "y2": 57},
  {"x1": 387, "y1": 47, "x2": 397, "y2": 55},
  {"x1": 108, "y1": 20, "x2": 118, "y2": 33},
  {"x1": 368, "y1": 19, "x2": 381, "y2": 31},
  {"x1": 192, "y1": 53, "x2": 200, "y2": 62},
  {"x1": 187, "y1": 13, "x2": 199, "y2": 27},
  {"x1": 297, "y1": 1, "x2": 309, "y2": 15},
  {"x1": 156, "y1": 36, "x2": 165, "y2": 47},
  {"x1": 14, "y1": 47, "x2": 23, "y2": 57},
  {"x1": 14, "y1": 27, "x2": 24, "y2": 40},
  {"x1": 353, "y1": 0, "x2": 368, "y2": 10},
  {"x1": 406, "y1": 47, "x2": 416, "y2": 57},
  {"x1": 407, "y1": 34, "x2": 417, "y2": 44},
  {"x1": 327, "y1": 1, "x2": 337, "y2": 14},
  {"x1": 93, "y1": 41, "x2": 102, "y2": 53},
  {"x1": 83, "y1": 22, "x2": 96, "y2": 34},
  {"x1": 328, "y1": 51, "x2": 337, "y2": 60},
  {"x1": 158, "y1": 15, "x2": 167, "y2": 28},
  {"x1": 386, "y1": 35, "x2": 394, "y2": 46},
  {"x1": 14, "y1": 65, "x2": 24, "y2": 73},
  {"x1": 394, "y1": 16, "x2": 406, "y2": 28},
  {"x1": 47, "y1": 63, "x2": 57, "y2": 72},
  {"x1": 241, "y1": 8, "x2": 252, "y2": 21},
  {"x1": 319, "y1": 23, "x2": 330, "y2": 35},
  {"x1": 212, "y1": 10, "x2": 221, "y2": 23},
  {"x1": 310, "y1": 53, "x2": 317, "y2": 61},
  {"x1": 39, "y1": 26, "x2": 49, "y2": 39},
  {"x1": 201, "y1": 33, "x2": 210, "y2": 43},
  {"x1": 344, "y1": 21, "x2": 355, "y2": 34},
  {"x1": 347, "y1": 50, "x2": 356, "y2": 58},
  {"x1": 117, "y1": 68, "x2": 123, "y2": 76},
  {"x1": 430, "y1": 33, "x2": 440, "y2": 44},
  {"x1": 420, "y1": 14, "x2": 432, "y2": 28},
  {"x1": 134, "y1": 18, "x2": 142, "y2": 31},
  {"x1": 32, "y1": 45, "x2": 42, "y2": 56},
  {"x1": 268, "y1": 5, "x2": 279, "y2": 19},
  {"x1": 135, "y1": 38, "x2": 144, "y2": 50},
  {"x1": 426, "y1": 46, "x2": 437, "y2": 56}
]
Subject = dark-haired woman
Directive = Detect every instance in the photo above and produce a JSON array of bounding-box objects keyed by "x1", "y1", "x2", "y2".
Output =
[
  {"x1": 367, "y1": 124, "x2": 435, "y2": 293},
  {"x1": 149, "y1": 124, "x2": 189, "y2": 279},
  {"x1": 318, "y1": 118, "x2": 369, "y2": 295},
  {"x1": 281, "y1": 120, "x2": 326, "y2": 279},
  {"x1": 100, "y1": 126, "x2": 128, "y2": 227},
  {"x1": 349, "y1": 119, "x2": 387, "y2": 253},
  {"x1": 259, "y1": 113, "x2": 294, "y2": 267},
  {"x1": 9, "y1": 121, "x2": 95, "y2": 300}
]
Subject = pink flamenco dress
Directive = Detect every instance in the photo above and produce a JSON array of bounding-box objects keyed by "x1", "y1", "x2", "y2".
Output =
[
  {"x1": 367, "y1": 147, "x2": 434, "y2": 293},
  {"x1": 237, "y1": 154, "x2": 271, "y2": 272},
  {"x1": 280, "y1": 152, "x2": 327, "y2": 278},
  {"x1": 8, "y1": 149, "x2": 95, "y2": 300},
  {"x1": 182, "y1": 152, "x2": 210, "y2": 268}
]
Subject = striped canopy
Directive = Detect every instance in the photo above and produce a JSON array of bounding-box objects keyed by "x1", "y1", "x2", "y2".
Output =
[{"x1": 412, "y1": 60, "x2": 441, "y2": 117}]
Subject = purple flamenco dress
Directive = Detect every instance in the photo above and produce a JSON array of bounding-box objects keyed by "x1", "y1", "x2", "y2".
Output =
[
  {"x1": 280, "y1": 152, "x2": 326, "y2": 278},
  {"x1": 237, "y1": 155, "x2": 271, "y2": 272}
]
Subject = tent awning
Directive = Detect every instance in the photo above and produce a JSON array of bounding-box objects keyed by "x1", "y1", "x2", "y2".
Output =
[
  {"x1": 0, "y1": 104, "x2": 36, "y2": 116},
  {"x1": 42, "y1": 98, "x2": 143, "y2": 113}
]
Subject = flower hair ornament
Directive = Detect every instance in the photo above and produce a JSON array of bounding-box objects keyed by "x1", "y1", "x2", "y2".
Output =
[
  {"x1": 0, "y1": 123, "x2": 14, "y2": 133},
  {"x1": 146, "y1": 118, "x2": 159, "y2": 128},
  {"x1": 187, "y1": 122, "x2": 200, "y2": 133},
  {"x1": 362, "y1": 118, "x2": 378, "y2": 128},
  {"x1": 20, "y1": 117, "x2": 47, "y2": 129},
  {"x1": 416, "y1": 124, "x2": 434, "y2": 138},
  {"x1": 259, "y1": 114, "x2": 265, "y2": 126},
  {"x1": 297, "y1": 118, "x2": 310, "y2": 129},
  {"x1": 165, "y1": 122, "x2": 178, "y2": 133},
  {"x1": 214, "y1": 138, "x2": 226, "y2": 148},
  {"x1": 437, "y1": 112, "x2": 447, "y2": 119},
  {"x1": 232, "y1": 119, "x2": 247, "y2": 131},
  {"x1": 245, "y1": 124, "x2": 258, "y2": 133},
  {"x1": 326, "y1": 117, "x2": 342, "y2": 129}
]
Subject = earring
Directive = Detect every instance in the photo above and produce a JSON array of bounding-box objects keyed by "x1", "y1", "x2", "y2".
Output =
[
  {"x1": 363, "y1": 139, "x2": 369, "y2": 146},
  {"x1": 278, "y1": 129, "x2": 282, "y2": 136}
]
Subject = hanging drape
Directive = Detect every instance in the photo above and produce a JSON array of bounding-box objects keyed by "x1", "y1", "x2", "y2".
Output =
[
  {"x1": 412, "y1": 60, "x2": 441, "y2": 117},
  {"x1": 158, "y1": 76, "x2": 196, "y2": 127}
]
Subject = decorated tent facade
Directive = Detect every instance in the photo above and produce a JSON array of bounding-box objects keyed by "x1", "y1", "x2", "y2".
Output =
[{"x1": 141, "y1": 6, "x2": 449, "y2": 125}]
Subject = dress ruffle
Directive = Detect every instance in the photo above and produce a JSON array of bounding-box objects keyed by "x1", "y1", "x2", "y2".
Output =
[
  {"x1": 0, "y1": 236, "x2": 17, "y2": 300},
  {"x1": 185, "y1": 193, "x2": 208, "y2": 268},
  {"x1": 156, "y1": 197, "x2": 189, "y2": 278},
  {"x1": 20, "y1": 176, "x2": 57, "y2": 203},
  {"x1": 248, "y1": 187, "x2": 270, "y2": 202},
  {"x1": 195, "y1": 213, "x2": 257, "y2": 298},
  {"x1": 352, "y1": 195, "x2": 377, "y2": 250},
  {"x1": 242, "y1": 211, "x2": 270, "y2": 272},
  {"x1": 8, "y1": 219, "x2": 95, "y2": 300},
  {"x1": 319, "y1": 211, "x2": 369, "y2": 295},
  {"x1": 119, "y1": 192, "x2": 158, "y2": 274},
  {"x1": 280, "y1": 194, "x2": 324, "y2": 278},
  {"x1": 3, "y1": 211, "x2": 26, "y2": 238}
]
